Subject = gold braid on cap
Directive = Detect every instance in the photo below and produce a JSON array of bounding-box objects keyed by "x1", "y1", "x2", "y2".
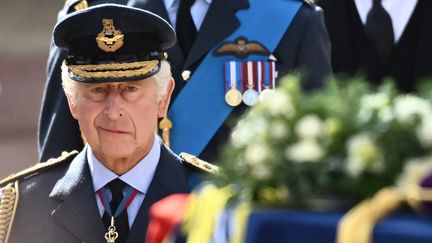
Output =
[
  {"x1": 67, "y1": 60, "x2": 159, "y2": 79},
  {"x1": 0, "y1": 181, "x2": 19, "y2": 243}
]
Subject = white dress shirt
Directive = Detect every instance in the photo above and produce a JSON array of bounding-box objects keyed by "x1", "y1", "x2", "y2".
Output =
[
  {"x1": 87, "y1": 134, "x2": 161, "y2": 227},
  {"x1": 164, "y1": 0, "x2": 212, "y2": 30},
  {"x1": 354, "y1": 0, "x2": 418, "y2": 43}
]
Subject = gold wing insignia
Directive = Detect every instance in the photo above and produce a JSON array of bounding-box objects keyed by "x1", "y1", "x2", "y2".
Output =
[{"x1": 214, "y1": 37, "x2": 270, "y2": 58}]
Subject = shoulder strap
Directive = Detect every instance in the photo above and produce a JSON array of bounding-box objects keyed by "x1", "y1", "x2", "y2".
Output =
[
  {"x1": 180, "y1": 152, "x2": 220, "y2": 174},
  {"x1": 0, "y1": 181, "x2": 19, "y2": 243},
  {"x1": 0, "y1": 151, "x2": 78, "y2": 187}
]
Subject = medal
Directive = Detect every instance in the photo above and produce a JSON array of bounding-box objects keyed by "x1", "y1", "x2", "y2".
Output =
[
  {"x1": 259, "y1": 61, "x2": 276, "y2": 102},
  {"x1": 225, "y1": 85, "x2": 243, "y2": 106},
  {"x1": 242, "y1": 61, "x2": 259, "y2": 106},
  {"x1": 105, "y1": 217, "x2": 119, "y2": 243},
  {"x1": 98, "y1": 185, "x2": 138, "y2": 243},
  {"x1": 224, "y1": 61, "x2": 242, "y2": 107},
  {"x1": 259, "y1": 87, "x2": 274, "y2": 101},
  {"x1": 243, "y1": 88, "x2": 259, "y2": 106}
]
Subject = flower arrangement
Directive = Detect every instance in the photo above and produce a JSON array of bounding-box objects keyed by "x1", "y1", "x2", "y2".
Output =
[{"x1": 212, "y1": 75, "x2": 432, "y2": 210}]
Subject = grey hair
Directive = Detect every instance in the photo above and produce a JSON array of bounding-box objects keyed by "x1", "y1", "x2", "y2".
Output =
[{"x1": 61, "y1": 60, "x2": 172, "y2": 104}]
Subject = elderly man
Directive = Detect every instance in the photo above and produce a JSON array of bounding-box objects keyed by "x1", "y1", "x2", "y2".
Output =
[{"x1": 0, "y1": 4, "x2": 214, "y2": 243}]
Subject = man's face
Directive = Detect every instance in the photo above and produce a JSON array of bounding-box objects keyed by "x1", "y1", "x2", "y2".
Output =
[{"x1": 67, "y1": 77, "x2": 171, "y2": 164}]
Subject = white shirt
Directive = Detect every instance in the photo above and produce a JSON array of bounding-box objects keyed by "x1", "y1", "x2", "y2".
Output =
[
  {"x1": 164, "y1": 0, "x2": 212, "y2": 30},
  {"x1": 354, "y1": 0, "x2": 418, "y2": 43},
  {"x1": 87, "y1": 135, "x2": 161, "y2": 227}
]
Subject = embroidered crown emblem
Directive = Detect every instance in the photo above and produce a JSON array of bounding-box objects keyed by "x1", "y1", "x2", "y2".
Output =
[{"x1": 95, "y1": 18, "x2": 124, "y2": 52}]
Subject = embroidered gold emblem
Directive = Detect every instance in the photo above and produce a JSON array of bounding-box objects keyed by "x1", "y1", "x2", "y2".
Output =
[
  {"x1": 96, "y1": 18, "x2": 124, "y2": 52},
  {"x1": 215, "y1": 37, "x2": 270, "y2": 58}
]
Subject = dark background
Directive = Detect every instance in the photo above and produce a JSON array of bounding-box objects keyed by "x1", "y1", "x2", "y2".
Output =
[{"x1": 0, "y1": 1, "x2": 63, "y2": 178}]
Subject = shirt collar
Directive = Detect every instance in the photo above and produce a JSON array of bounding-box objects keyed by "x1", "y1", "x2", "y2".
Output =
[
  {"x1": 164, "y1": 0, "x2": 177, "y2": 11},
  {"x1": 87, "y1": 134, "x2": 161, "y2": 194}
]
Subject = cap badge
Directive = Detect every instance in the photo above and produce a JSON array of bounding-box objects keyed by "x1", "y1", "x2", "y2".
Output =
[{"x1": 95, "y1": 18, "x2": 124, "y2": 52}]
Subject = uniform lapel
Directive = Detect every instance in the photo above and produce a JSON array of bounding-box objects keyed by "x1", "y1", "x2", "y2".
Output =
[
  {"x1": 183, "y1": 0, "x2": 248, "y2": 68},
  {"x1": 49, "y1": 148, "x2": 105, "y2": 243},
  {"x1": 126, "y1": 143, "x2": 190, "y2": 243}
]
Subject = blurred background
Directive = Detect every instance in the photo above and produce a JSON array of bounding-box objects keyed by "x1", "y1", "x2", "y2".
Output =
[{"x1": 0, "y1": 0, "x2": 63, "y2": 178}]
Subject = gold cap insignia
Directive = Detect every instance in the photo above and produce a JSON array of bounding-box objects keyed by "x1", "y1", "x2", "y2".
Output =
[
  {"x1": 214, "y1": 37, "x2": 270, "y2": 58},
  {"x1": 95, "y1": 18, "x2": 124, "y2": 52}
]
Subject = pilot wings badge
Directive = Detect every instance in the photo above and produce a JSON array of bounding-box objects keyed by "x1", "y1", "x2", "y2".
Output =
[
  {"x1": 96, "y1": 18, "x2": 124, "y2": 52},
  {"x1": 214, "y1": 37, "x2": 270, "y2": 58}
]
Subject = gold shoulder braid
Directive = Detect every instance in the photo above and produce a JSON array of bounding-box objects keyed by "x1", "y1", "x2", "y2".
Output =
[
  {"x1": 0, "y1": 151, "x2": 77, "y2": 243},
  {"x1": 0, "y1": 181, "x2": 19, "y2": 243},
  {"x1": 179, "y1": 153, "x2": 220, "y2": 174},
  {"x1": 0, "y1": 150, "x2": 78, "y2": 188}
]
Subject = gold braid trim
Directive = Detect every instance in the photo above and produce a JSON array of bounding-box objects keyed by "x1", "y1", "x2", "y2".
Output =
[
  {"x1": 0, "y1": 181, "x2": 19, "y2": 243},
  {"x1": 336, "y1": 187, "x2": 403, "y2": 243},
  {"x1": 179, "y1": 153, "x2": 220, "y2": 174},
  {"x1": 0, "y1": 151, "x2": 78, "y2": 187},
  {"x1": 67, "y1": 60, "x2": 159, "y2": 79}
]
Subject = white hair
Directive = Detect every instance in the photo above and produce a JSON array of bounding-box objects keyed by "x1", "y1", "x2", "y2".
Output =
[{"x1": 61, "y1": 60, "x2": 172, "y2": 104}]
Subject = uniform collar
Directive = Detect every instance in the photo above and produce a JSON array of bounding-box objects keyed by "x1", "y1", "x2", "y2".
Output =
[{"x1": 87, "y1": 134, "x2": 161, "y2": 194}]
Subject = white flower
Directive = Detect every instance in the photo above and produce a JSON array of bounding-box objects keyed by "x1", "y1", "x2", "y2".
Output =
[
  {"x1": 346, "y1": 134, "x2": 383, "y2": 177},
  {"x1": 231, "y1": 117, "x2": 268, "y2": 147},
  {"x1": 378, "y1": 106, "x2": 394, "y2": 123},
  {"x1": 261, "y1": 90, "x2": 295, "y2": 117},
  {"x1": 245, "y1": 143, "x2": 271, "y2": 166},
  {"x1": 394, "y1": 95, "x2": 432, "y2": 123},
  {"x1": 250, "y1": 162, "x2": 272, "y2": 180},
  {"x1": 270, "y1": 120, "x2": 289, "y2": 140},
  {"x1": 358, "y1": 93, "x2": 390, "y2": 122},
  {"x1": 416, "y1": 114, "x2": 432, "y2": 148},
  {"x1": 243, "y1": 143, "x2": 272, "y2": 180},
  {"x1": 285, "y1": 139, "x2": 324, "y2": 163},
  {"x1": 396, "y1": 156, "x2": 432, "y2": 194},
  {"x1": 295, "y1": 114, "x2": 324, "y2": 139}
]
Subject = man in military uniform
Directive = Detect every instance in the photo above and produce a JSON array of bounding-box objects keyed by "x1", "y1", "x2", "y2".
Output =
[
  {"x1": 0, "y1": 4, "x2": 215, "y2": 243},
  {"x1": 38, "y1": 0, "x2": 332, "y2": 163}
]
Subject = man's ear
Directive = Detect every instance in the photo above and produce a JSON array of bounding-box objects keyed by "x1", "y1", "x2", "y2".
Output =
[
  {"x1": 65, "y1": 92, "x2": 79, "y2": 120},
  {"x1": 157, "y1": 77, "x2": 175, "y2": 118}
]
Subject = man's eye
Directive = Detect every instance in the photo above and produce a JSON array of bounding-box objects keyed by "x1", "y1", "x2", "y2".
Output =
[
  {"x1": 125, "y1": 86, "x2": 138, "y2": 92},
  {"x1": 92, "y1": 87, "x2": 106, "y2": 93}
]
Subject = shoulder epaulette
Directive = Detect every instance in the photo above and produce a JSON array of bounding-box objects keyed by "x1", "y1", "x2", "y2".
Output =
[
  {"x1": 0, "y1": 151, "x2": 78, "y2": 187},
  {"x1": 179, "y1": 153, "x2": 220, "y2": 174}
]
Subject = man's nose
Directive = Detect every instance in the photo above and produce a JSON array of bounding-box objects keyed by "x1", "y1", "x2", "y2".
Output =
[{"x1": 104, "y1": 92, "x2": 124, "y2": 119}]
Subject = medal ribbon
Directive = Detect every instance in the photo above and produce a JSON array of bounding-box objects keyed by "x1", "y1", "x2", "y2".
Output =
[
  {"x1": 263, "y1": 61, "x2": 275, "y2": 89},
  {"x1": 97, "y1": 185, "x2": 138, "y2": 218},
  {"x1": 257, "y1": 61, "x2": 263, "y2": 93},
  {"x1": 224, "y1": 61, "x2": 241, "y2": 92}
]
